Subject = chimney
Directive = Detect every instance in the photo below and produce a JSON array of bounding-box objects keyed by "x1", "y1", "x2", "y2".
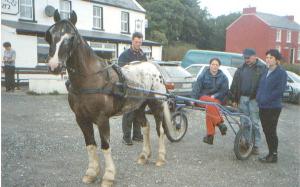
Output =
[
  {"x1": 243, "y1": 7, "x2": 256, "y2": 14},
  {"x1": 285, "y1": 15, "x2": 294, "y2": 21}
]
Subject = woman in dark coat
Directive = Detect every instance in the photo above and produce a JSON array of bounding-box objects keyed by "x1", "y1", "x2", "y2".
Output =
[{"x1": 256, "y1": 49, "x2": 287, "y2": 163}]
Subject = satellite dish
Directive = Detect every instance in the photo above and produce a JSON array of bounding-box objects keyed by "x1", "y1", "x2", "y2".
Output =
[{"x1": 45, "y1": 5, "x2": 55, "y2": 17}]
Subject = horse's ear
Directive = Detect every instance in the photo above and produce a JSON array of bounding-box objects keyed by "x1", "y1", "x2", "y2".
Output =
[
  {"x1": 70, "y1": 11, "x2": 77, "y2": 25},
  {"x1": 54, "y1": 9, "x2": 61, "y2": 22}
]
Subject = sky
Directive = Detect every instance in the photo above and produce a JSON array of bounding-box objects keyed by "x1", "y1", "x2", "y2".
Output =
[{"x1": 199, "y1": 0, "x2": 300, "y2": 24}]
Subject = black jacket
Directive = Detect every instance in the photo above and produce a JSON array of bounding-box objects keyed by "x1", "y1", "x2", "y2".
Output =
[
  {"x1": 229, "y1": 60, "x2": 266, "y2": 103},
  {"x1": 118, "y1": 47, "x2": 147, "y2": 67}
]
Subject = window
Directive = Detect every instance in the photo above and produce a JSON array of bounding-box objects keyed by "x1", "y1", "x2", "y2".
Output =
[
  {"x1": 276, "y1": 45, "x2": 281, "y2": 52},
  {"x1": 121, "y1": 12, "x2": 129, "y2": 33},
  {"x1": 20, "y1": 0, "x2": 33, "y2": 20},
  {"x1": 287, "y1": 30, "x2": 291, "y2": 43},
  {"x1": 298, "y1": 32, "x2": 300, "y2": 44},
  {"x1": 93, "y1": 6, "x2": 103, "y2": 30},
  {"x1": 298, "y1": 48, "x2": 300, "y2": 61},
  {"x1": 276, "y1": 29, "x2": 281, "y2": 42},
  {"x1": 60, "y1": 0, "x2": 71, "y2": 19}
]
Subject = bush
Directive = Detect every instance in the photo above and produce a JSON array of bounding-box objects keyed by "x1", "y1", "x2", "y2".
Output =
[
  {"x1": 162, "y1": 41, "x2": 197, "y2": 61},
  {"x1": 282, "y1": 63, "x2": 300, "y2": 75}
]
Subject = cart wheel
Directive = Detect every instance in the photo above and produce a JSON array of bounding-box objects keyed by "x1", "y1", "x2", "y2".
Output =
[
  {"x1": 165, "y1": 111, "x2": 188, "y2": 142},
  {"x1": 234, "y1": 126, "x2": 255, "y2": 160}
]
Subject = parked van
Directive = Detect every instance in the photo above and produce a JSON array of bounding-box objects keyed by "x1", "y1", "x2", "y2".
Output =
[{"x1": 181, "y1": 49, "x2": 265, "y2": 68}]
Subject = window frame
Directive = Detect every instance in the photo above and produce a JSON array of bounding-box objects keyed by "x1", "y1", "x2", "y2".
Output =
[
  {"x1": 60, "y1": 0, "x2": 72, "y2": 19},
  {"x1": 19, "y1": 0, "x2": 35, "y2": 21},
  {"x1": 93, "y1": 5, "x2": 104, "y2": 30},
  {"x1": 287, "y1": 30, "x2": 292, "y2": 43},
  {"x1": 121, "y1": 11, "x2": 130, "y2": 34},
  {"x1": 276, "y1": 29, "x2": 281, "y2": 42}
]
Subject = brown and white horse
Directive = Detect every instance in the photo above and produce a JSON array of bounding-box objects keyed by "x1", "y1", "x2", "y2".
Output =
[{"x1": 45, "y1": 10, "x2": 171, "y2": 187}]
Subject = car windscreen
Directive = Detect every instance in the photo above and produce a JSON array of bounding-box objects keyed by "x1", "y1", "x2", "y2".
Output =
[
  {"x1": 185, "y1": 65, "x2": 203, "y2": 77},
  {"x1": 288, "y1": 71, "x2": 300, "y2": 83},
  {"x1": 160, "y1": 65, "x2": 192, "y2": 78}
]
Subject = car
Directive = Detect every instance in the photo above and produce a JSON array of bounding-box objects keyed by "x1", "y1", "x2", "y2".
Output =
[
  {"x1": 181, "y1": 49, "x2": 265, "y2": 68},
  {"x1": 153, "y1": 61, "x2": 195, "y2": 97},
  {"x1": 284, "y1": 71, "x2": 300, "y2": 104},
  {"x1": 185, "y1": 64, "x2": 237, "y2": 87}
]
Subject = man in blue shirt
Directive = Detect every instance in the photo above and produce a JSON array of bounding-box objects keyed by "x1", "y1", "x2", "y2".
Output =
[
  {"x1": 118, "y1": 32, "x2": 147, "y2": 145},
  {"x1": 230, "y1": 48, "x2": 266, "y2": 154}
]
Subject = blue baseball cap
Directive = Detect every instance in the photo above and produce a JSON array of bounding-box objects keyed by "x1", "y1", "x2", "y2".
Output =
[{"x1": 243, "y1": 48, "x2": 256, "y2": 58}]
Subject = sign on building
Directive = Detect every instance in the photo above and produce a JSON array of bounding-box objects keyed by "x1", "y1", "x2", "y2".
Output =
[{"x1": 2, "y1": 0, "x2": 19, "y2": 15}]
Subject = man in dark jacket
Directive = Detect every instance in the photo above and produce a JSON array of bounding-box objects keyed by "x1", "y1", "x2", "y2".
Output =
[
  {"x1": 118, "y1": 32, "x2": 147, "y2": 145},
  {"x1": 230, "y1": 48, "x2": 266, "y2": 154}
]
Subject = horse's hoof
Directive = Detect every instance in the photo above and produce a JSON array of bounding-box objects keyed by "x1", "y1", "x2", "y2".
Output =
[
  {"x1": 82, "y1": 167, "x2": 99, "y2": 184},
  {"x1": 82, "y1": 175, "x2": 97, "y2": 184},
  {"x1": 137, "y1": 154, "x2": 148, "y2": 165},
  {"x1": 101, "y1": 179, "x2": 113, "y2": 187},
  {"x1": 155, "y1": 159, "x2": 166, "y2": 167}
]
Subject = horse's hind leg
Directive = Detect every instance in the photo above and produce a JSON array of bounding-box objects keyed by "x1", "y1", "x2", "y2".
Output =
[
  {"x1": 76, "y1": 118, "x2": 100, "y2": 184},
  {"x1": 96, "y1": 117, "x2": 115, "y2": 187},
  {"x1": 150, "y1": 101, "x2": 167, "y2": 166},
  {"x1": 136, "y1": 104, "x2": 152, "y2": 165}
]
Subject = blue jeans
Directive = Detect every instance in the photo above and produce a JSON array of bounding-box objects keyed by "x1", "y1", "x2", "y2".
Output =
[{"x1": 239, "y1": 96, "x2": 261, "y2": 147}]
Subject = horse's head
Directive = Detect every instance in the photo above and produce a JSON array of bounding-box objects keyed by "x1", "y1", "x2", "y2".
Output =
[{"x1": 45, "y1": 10, "x2": 79, "y2": 74}]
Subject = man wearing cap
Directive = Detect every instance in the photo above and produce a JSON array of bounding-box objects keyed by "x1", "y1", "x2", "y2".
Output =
[{"x1": 230, "y1": 48, "x2": 266, "y2": 155}]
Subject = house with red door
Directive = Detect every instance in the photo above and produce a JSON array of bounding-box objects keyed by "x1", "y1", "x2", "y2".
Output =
[{"x1": 226, "y1": 7, "x2": 300, "y2": 64}]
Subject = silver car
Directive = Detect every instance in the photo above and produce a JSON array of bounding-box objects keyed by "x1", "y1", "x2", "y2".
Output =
[
  {"x1": 284, "y1": 71, "x2": 300, "y2": 104},
  {"x1": 154, "y1": 61, "x2": 195, "y2": 97}
]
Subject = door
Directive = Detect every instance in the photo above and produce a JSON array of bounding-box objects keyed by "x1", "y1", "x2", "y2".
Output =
[{"x1": 290, "y1": 48, "x2": 295, "y2": 64}]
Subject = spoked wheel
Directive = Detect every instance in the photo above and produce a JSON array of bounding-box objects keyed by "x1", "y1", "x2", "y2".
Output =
[
  {"x1": 165, "y1": 111, "x2": 188, "y2": 142},
  {"x1": 234, "y1": 126, "x2": 255, "y2": 160}
]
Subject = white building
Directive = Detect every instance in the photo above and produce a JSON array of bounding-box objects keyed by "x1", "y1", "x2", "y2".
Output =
[{"x1": 1, "y1": 0, "x2": 162, "y2": 68}]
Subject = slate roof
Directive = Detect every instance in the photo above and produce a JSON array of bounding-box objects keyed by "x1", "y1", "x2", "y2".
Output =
[
  {"x1": 91, "y1": 0, "x2": 145, "y2": 13},
  {"x1": 256, "y1": 12, "x2": 300, "y2": 31},
  {"x1": 1, "y1": 20, "x2": 160, "y2": 46}
]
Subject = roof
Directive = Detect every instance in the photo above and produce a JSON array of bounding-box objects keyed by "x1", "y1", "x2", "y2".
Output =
[
  {"x1": 1, "y1": 20, "x2": 160, "y2": 46},
  {"x1": 91, "y1": 0, "x2": 145, "y2": 13},
  {"x1": 256, "y1": 12, "x2": 300, "y2": 30}
]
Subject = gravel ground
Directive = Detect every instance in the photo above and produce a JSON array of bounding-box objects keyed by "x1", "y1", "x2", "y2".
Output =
[{"x1": 1, "y1": 87, "x2": 300, "y2": 187}]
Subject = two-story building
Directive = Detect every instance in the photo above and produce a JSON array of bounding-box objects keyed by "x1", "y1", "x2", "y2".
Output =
[
  {"x1": 1, "y1": 0, "x2": 162, "y2": 68},
  {"x1": 226, "y1": 7, "x2": 300, "y2": 64}
]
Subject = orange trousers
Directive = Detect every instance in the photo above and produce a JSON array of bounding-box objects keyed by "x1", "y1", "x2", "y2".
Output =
[{"x1": 198, "y1": 95, "x2": 224, "y2": 136}]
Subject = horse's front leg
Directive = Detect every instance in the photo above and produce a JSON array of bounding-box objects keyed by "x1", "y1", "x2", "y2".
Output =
[
  {"x1": 155, "y1": 119, "x2": 166, "y2": 166},
  {"x1": 76, "y1": 118, "x2": 100, "y2": 184},
  {"x1": 96, "y1": 117, "x2": 115, "y2": 187}
]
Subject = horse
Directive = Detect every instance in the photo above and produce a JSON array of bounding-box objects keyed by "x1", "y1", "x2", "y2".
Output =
[{"x1": 45, "y1": 10, "x2": 172, "y2": 187}]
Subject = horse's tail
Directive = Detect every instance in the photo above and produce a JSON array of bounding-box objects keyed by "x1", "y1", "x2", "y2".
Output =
[{"x1": 162, "y1": 101, "x2": 172, "y2": 132}]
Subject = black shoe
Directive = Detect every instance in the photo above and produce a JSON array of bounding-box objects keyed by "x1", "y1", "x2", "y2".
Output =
[
  {"x1": 132, "y1": 136, "x2": 143, "y2": 142},
  {"x1": 203, "y1": 135, "x2": 214, "y2": 145},
  {"x1": 122, "y1": 137, "x2": 133, "y2": 145},
  {"x1": 218, "y1": 124, "x2": 227, "y2": 135},
  {"x1": 259, "y1": 153, "x2": 277, "y2": 163}
]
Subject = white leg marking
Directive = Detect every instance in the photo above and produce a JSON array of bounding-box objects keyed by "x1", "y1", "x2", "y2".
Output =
[
  {"x1": 138, "y1": 125, "x2": 151, "y2": 165},
  {"x1": 82, "y1": 145, "x2": 100, "y2": 184},
  {"x1": 101, "y1": 148, "x2": 115, "y2": 187},
  {"x1": 48, "y1": 34, "x2": 70, "y2": 71},
  {"x1": 156, "y1": 122, "x2": 166, "y2": 166}
]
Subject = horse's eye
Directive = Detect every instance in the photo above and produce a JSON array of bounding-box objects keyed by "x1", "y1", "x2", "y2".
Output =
[{"x1": 45, "y1": 30, "x2": 52, "y2": 44}]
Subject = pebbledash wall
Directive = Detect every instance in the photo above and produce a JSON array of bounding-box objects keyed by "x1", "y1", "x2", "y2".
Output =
[{"x1": 1, "y1": 0, "x2": 162, "y2": 69}]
